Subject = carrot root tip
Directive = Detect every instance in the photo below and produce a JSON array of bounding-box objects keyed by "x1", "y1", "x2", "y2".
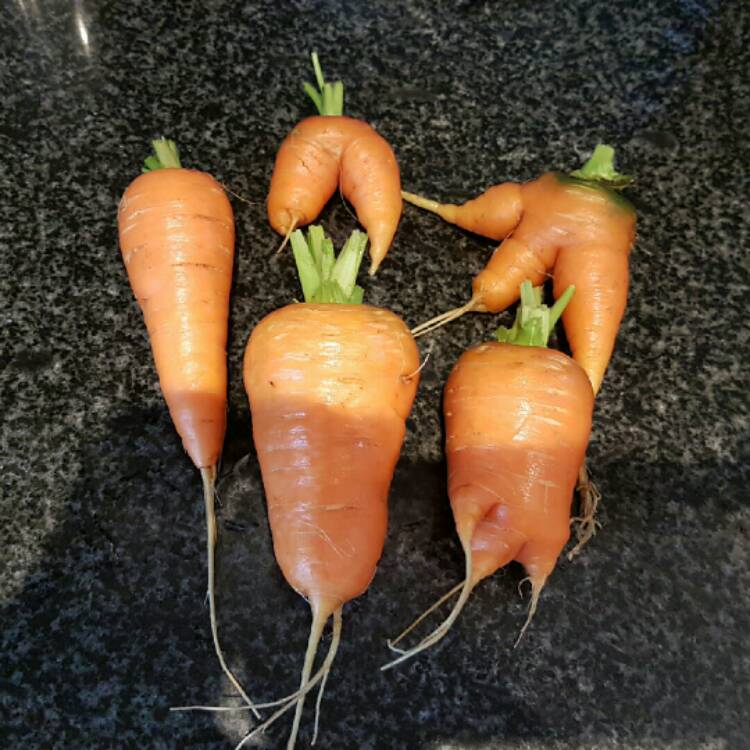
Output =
[
  {"x1": 230, "y1": 607, "x2": 343, "y2": 750},
  {"x1": 275, "y1": 219, "x2": 299, "y2": 255},
  {"x1": 385, "y1": 580, "x2": 463, "y2": 654},
  {"x1": 401, "y1": 190, "x2": 443, "y2": 215},
  {"x1": 200, "y1": 467, "x2": 261, "y2": 718},
  {"x1": 514, "y1": 576, "x2": 547, "y2": 648},
  {"x1": 381, "y1": 550, "x2": 474, "y2": 671}
]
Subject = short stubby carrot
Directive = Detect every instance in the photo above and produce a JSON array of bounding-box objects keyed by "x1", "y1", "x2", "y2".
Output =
[
  {"x1": 239, "y1": 227, "x2": 419, "y2": 749},
  {"x1": 383, "y1": 282, "x2": 593, "y2": 670},
  {"x1": 118, "y1": 139, "x2": 258, "y2": 714},
  {"x1": 408, "y1": 145, "x2": 636, "y2": 397},
  {"x1": 268, "y1": 53, "x2": 402, "y2": 275}
]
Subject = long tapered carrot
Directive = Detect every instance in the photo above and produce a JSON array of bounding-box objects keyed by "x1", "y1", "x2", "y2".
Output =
[
  {"x1": 118, "y1": 139, "x2": 258, "y2": 715},
  {"x1": 267, "y1": 53, "x2": 402, "y2": 274},
  {"x1": 237, "y1": 226, "x2": 420, "y2": 749},
  {"x1": 408, "y1": 145, "x2": 636, "y2": 397},
  {"x1": 383, "y1": 282, "x2": 593, "y2": 670}
]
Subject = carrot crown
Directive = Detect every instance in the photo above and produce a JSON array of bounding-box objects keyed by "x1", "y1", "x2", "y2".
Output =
[
  {"x1": 570, "y1": 144, "x2": 632, "y2": 189},
  {"x1": 290, "y1": 226, "x2": 366, "y2": 304},
  {"x1": 303, "y1": 52, "x2": 344, "y2": 116},
  {"x1": 142, "y1": 138, "x2": 182, "y2": 172},
  {"x1": 495, "y1": 281, "x2": 574, "y2": 347}
]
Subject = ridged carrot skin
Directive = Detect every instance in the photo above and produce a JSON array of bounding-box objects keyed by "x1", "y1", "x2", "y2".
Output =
[
  {"x1": 268, "y1": 115, "x2": 402, "y2": 275},
  {"x1": 118, "y1": 167, "x2": 234, "y2": 468},
  {"x1": 244, "y1": 303, "x2": 419, "y2": 613},
  {"x1": 445, "y1": 341, "x2": 594, "y2": 584}
]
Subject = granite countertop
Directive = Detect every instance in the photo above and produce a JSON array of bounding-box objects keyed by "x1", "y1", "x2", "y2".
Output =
[{"x1": 2, "y1": 1, "x2": 748, "y2": 748}]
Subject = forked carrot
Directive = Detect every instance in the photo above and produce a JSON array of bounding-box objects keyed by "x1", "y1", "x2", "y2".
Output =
[
  {"x1": 383, "y1": 282, "x2": 594, "y2": 670},
  {"x1": 268, "y1": 53, "x2": 402, "y2": 274},
  {"x1": 408, "y1": 145, "x2": 635, "y2": 397},
  {"x1": 118, "y1": 139, "x2": 258, "y2": 714},
  {"x1": 238, "y1": 226, "x2": 420, "y2": 748}
]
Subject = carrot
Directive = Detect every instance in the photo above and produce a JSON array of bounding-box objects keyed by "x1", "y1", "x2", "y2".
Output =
[
  {"x1": 267, "y1": 52, "x2": 402, "y2": 274},
  {"x1": 239, "y1": 226, "x2": 420, "y2": 749},
  {"x1": 383, "y1": 282, "x2": 593, "y2": 670},
  {"x1": 408, "y1": 145, "x2": 636, "y2": 396},
  {"x1": 118, "y1": 139, "x2": 258, "y2": 715}
]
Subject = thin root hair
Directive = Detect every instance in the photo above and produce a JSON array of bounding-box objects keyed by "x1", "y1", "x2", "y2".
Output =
[
  {"x1": 231, "y1": 607, "x2": 343, "y2": 750},
  {"x1": 387, "y1": 581, "x2": 463, "y2": 653},
  {"x1": 201, "y1": 467, "x2": 261, "y2": 718},
  {"x1": 514, "y1": 576, "x2": 546, "y2": 648},
  {"x1": 411, "y1": 298, "x2": 479, "y2": 338},
  {"x1": 381, "y1": 548, "x2": 474, "y2": 671},
  {"x1": 275, "y1": 219, "x2": 299, "y2": 255}
]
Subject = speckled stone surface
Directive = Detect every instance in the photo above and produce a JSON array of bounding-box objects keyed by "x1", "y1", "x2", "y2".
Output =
[{"x1": 1, "y1": 1, "x2": 749, "y2": 748}]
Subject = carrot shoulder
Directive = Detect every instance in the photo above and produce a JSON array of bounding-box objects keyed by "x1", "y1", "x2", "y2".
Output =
[
  {"x1": 383, "y1": 282, "x2": 593, "y2": 670},
  {"x1": 267, "y1": 53, "x2": 402, "y2": 274},
  {"x1": 240, "y1": 227, "x2": 419, "y2": 749}
]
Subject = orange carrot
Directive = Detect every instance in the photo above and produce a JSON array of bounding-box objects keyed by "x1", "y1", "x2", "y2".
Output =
[
  {"x1": 118, "y1": 139, "x2": 258, "y2": 714},
  {"x1": 383, "y1": 282, "x2": 593, "y2": 670},
  {"x1": 268, "y1": 53, "x2": 402, "y2": 274},
  {"x1": 408, "y1": 145, "x2": 636, "y2": 397},
  {"x1": 239, "y1": 226, "x2": 419, "y2": 749}
]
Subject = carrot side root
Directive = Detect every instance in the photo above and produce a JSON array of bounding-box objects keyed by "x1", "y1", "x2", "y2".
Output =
[{"x1": 568, "y1": 462, "x2": 602, "y2": 560}]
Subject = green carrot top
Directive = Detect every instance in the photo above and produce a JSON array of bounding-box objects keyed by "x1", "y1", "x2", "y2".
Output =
[
  {"x1": 290, "y1": 226, "x2": 366, "y2": 304},
  {"x1": 495, "y1": 281, "x2": 574, "y2": 348},
  {"x1": 303, "y1": 52, "x2": 344, "y2": 116},
  {"x1": 142, "y1": 138, "x2": 182, "y2": 172},
  {"x1": 570, "y1": 144, "x2": 632, "y2": 189}
]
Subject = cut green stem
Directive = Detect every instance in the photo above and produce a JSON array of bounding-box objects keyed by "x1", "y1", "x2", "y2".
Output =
[
  {"x1": 495, "y1": 281, "x2": 575, "y2": 348},
  {"x1": 303, "y1": 52, "x2": 345, "y2": 116},
  {"x1": 142, "y1": 138, "x2": 182, "y2": 172},
  {"x1": 290, "y1": 226, "x2": 367, "y2": 304},
  {"x1": 570, "y1": 144, "x2": 632, "y2": 189}
]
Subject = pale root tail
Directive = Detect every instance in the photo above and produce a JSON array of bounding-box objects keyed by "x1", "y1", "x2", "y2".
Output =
[
  {"x1": 411, "y1": 298, "x2": 481, "y2": 338},
  {"x1": 275, "y1": 217, "x2": 299, "y2": 255},
  {"x1": 514, "y1": 575, "x2": 547, "y2": 648},
  {"x1": 401, "y1": 190, "x2": 444, "y2": 215},
  {"x1": 387, "y1": 581, "x2": 464, "y2": 653},
  {"x1": 381, "y1": 547, "x2": 475, "y2": 671},
  {"x1": 230, "y1": 607, "x2": 343, "y2": 750},
  {"x1": 201, "y1": 467, "x2": 260, "y2": 718}
]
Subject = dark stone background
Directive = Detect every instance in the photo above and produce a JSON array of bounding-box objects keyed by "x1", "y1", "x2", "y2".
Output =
[{"x1": 1, "y1": 1, "x2": 748, "y2": 748}]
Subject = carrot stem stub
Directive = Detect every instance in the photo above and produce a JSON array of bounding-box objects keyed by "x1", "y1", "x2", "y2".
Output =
[
  {"x1": 290, "y1": 226, "x2": 366, "y2": 304},
  {"x1": 142, "y1": 138, "x2": 182, "y2": 172},
  {"x1": 303, "y1": 52, "x2": 345, "y2": 116},
  {"x1": 495, "y1": 281, "x2": 575, "y2": 348},
  {"x1": 570, "y1": 143, "x2": 633, "y2": 189}
]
